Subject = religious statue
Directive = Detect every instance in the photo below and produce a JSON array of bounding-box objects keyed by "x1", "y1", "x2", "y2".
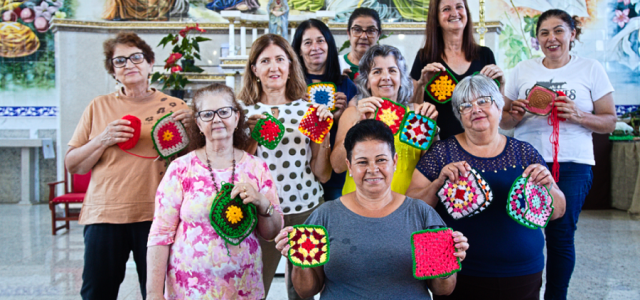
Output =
[
  {"x1": 103, "y1": 0, "x2": 177, "y2": 21},
  {"x1": 268, "y1": 0, "x2": 288, "y2": 39},
  {"x1": 206, "y1": 0, "x2": 259, "y2": 12}
]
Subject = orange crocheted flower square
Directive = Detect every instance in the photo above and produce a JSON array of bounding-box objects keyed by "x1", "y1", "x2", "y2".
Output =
[{"x1": 425, "y1": 69, "x2": 458, "y2": 104}]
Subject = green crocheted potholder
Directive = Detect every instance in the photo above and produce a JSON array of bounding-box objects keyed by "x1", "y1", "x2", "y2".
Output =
[
  {"x1": 209, "y1": 183, "x2": 258, "y2": 246},
  {"x1": 251, "y1": 112, "x2": 285, "y2": 150},
  {"x1": 288, "y1": 225, "x2": 330, "y2": 269}
]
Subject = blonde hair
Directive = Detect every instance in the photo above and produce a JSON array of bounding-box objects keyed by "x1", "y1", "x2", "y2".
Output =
[{"x1": 237, "y1": 34, "x2": 306, "y2": 105}]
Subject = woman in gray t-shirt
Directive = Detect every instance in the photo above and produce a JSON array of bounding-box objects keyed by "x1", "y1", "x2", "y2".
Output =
[{"x1": 274, "y1": 120, "x2": 469, "y2": 299}]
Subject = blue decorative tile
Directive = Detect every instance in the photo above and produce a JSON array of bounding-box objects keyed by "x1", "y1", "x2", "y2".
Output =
[
  {"x1": 0, "y1": 106, "x2": 58, "y2": 117},
  {"x1": 616, "y1": 105, "x2": 640, "y2": 116}
]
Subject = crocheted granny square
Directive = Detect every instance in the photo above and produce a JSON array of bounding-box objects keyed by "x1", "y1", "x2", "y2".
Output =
[
  {"x1": 251, "y1": 113, "x2": 285, "y2": 150},
  {"x1": 437, "y1": 168, "x2": 490, "y2": 220},
  {"x1": 209, "y1": 183, "x2": 258, "y2": 246},
  {"x1": 466, "y1": 169, "x2": 493, "y2": 217},
  {"x1": 526, "y1": 85, "x2": 557, "y2": 116},
  {"x1": 523, "y1": 180, "x2": 554, "y2": 228},
  {"x1": 399, "y1": 112, "x2": 437, "y2": 150},
  {"x1": 506, "y1": 176, "x2": 538, "y2": 229},
  {"x1": 298, "y1": 106, "x2": 334, "y2": 144},
  {"x1": 151, "y1": 112, "x2": 189, "y2": 159},
  {"x1": 307, "y1": 82, "x2": 337, "y2": 112},
  {"x1": 374, "y1": 98, "x2": 407, "y2": 135},
  {"x1": 425, "y1": 69, "x2": 458, "y2": 104},
  {"x1": 288, "y1": 225, "x2": 330, "y2": 269},
  {"x1": 411, "y1": 228, "x2": 461, "y2": 280}
]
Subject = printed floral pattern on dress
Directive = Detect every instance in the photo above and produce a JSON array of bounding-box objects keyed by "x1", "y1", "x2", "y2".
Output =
[{"x1": 148, "y1": 151, "x2": 283, "y2": 299}]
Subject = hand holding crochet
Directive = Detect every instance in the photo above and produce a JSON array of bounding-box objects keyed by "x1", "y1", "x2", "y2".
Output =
[
  {"x1": 274, "y1": 226, "x2": 295, "y2": 257},
  {"x1": 413, "y1": 102, "x2": 439, "y2": 120},
  {"x1": 416, "y1": 62, "x2": 446, "y2": 86},
  {"x1": 246, "y1": 113, "x2": 267, "y2": 132},
  {"x1": 437, "y1": 161, "x2": 472, "y2": 183},
  {"x1": 478, "y1": 64, "x2": 504, "y2": 87},
  {"x1": 356, "y1": 97, "x2": 384, "y2": 120},
  {"x1": 522, "y1": 163, "x2": 554, "y2": 190},
  {"x1": 507, "y1": 98, "x2": 529, "y2": 123},
  {"x1": 99, "y1": 119, "x2": 135, "y2": 148},
  {"x1": 170, "y1": 108, "x2": 194, "y2": 127},
  {"x1": 229, "y1": 174, "x2": 271, "y2": 215},
  {"x1": 452, "y1": 231, "x2": 469, "y2": 262},
  {"x1": 332, "y1": 92, "x2": 349, "y2": 120},
  {"x1": 312, "y1": 104, "x2": 334, "y2": 122},
  {"x1": 554, "y1": 95, "x2": 583, "y2": 124}
]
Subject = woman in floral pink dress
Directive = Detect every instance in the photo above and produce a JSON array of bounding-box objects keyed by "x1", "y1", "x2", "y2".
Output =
[{"x1": 146, "y1": 83, "x2": 284, "y2": 299}]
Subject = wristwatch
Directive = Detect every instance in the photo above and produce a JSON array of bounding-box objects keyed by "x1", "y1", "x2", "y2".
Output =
[{"x1": 259, "y1": 203, "x2": 274, "y2": 217}]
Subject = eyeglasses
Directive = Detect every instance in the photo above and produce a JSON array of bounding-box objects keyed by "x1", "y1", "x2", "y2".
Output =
[
  {"x1": 112, "y1": 53, "x2": 146, "y2": 68},
  {"x1": 196, "y1": 107, "x2": 237, "y2": 121},
  {"x1": 458, "y1": 96, "x2": 494, "y2": 114},
  {"x1": 350, "y1": 26, "x2": 379, "y2": 37}
]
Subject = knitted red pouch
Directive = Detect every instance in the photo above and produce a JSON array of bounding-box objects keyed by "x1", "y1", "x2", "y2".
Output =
[{"x1": 118, "y1": 115, "x2": 141, "y2": 150}]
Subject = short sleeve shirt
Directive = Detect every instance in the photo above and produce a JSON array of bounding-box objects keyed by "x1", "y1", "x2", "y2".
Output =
[
  {"x1": 410, "y1": 47, "x2": 497, "y2": 140},
  {"x1": 504, "y1": 55, "x2": 614, "y2": 165},
  {"x1": 416, "y1": 136, "x2": 548, "y2": 277},
  {"x1": 242, "y1": 100, "x2": 324, "y2": 215},
  {"x1": 68, "y1": 91, "x2": 187, "y2": 225},
  {"x1": 305, "y1": 197, "x2": 445, "y2": 299}
]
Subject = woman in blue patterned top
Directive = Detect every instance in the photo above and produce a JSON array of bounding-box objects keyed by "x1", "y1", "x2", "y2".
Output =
[{"x1": 406, "y1": 74, "x2": 566, "y2": 300}]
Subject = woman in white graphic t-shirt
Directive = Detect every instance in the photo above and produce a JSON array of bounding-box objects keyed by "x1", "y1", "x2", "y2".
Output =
[{"x1": 500, "y1": 9, "x2": 616, "y2": 300}]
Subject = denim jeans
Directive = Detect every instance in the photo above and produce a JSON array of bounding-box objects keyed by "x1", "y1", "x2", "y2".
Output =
[{"x1": 544, "y1": 163, "x2": 593, "y2": 300}]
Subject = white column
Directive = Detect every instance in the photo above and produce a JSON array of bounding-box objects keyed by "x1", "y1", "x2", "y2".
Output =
[
  {"x1": 265, "y1": 28, "x2": 269, "y2": 34},
  {"x1": 252, "y1": 28, "x2": 258, "y2": 42},
  {"x1": 19, "y1": 147, "x2": 35, "y2": 205},
  {"x1": 226, "y1": 75, "x2": 235, "y2": 90},
  {"x1": 229, "y1": 20, "x2": 236, "y2": 56},
  {"x1": 240, "y1": 23, "x2": 247, "y2": 56}
]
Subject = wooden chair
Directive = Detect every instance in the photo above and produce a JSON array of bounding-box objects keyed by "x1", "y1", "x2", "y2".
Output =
[{"x1": 48, "y1": 168, "x2": 91, "y2": 235}]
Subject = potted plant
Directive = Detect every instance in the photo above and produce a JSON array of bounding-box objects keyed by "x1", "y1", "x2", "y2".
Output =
[{"x1": 151, "y1": 24, "x2": 211, "y2": 98}]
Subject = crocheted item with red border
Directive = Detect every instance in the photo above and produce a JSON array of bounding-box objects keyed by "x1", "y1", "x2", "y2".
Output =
[
  {"x1": 525, "y1": 85, "x2": 557, "y2": 116},
  {"x1": 374, "y1": 98, "x2": 407, "y2": 135},
  {"x1": 425, "y1": 69, "x2": 458, "y2": 104},
  {"x1": 209, "y1": 182, "x2": 258, "y2": 246},
  {"x1": 411, "y1": 228, "x2": 461, "y2": 279},
  {"x1": 399, "y1": 112, "x2": 437, "y2": 151},
  {"x1": 507, "y1": 175, "x2": 554, "y2": 229},
  {"x1": 288, "y1": 225, "x2": 330, "y2": 269},
  {"x1": 251, "y1": 113, "x2": 285, "y2": 150},
  {"x1": 307, "y1": 82, "x2": 337, "y2": 112},
  {"x1": 506, "y1": 176, "x2": 538, "y2": 229},
  {"x1": 437, "y1": 168, "x2": 492, "y2": 220},
  {"x1": 118, "y1": 115, "x2": 141, "y2": 150},
  {"x1": 151, "y1": 112, "x2": 189, "y2": 160},
  {"x1": 298, "y1": 106, "x2": 334, "y2": 144}
]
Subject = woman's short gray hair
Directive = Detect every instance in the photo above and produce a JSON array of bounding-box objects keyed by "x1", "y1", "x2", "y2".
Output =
[
  {"x1": 451, "y1": 74, "x2": 504, "y2": 123},
  {"x1": 354, "y1": 45, "x2": 413, "y2": 106}
]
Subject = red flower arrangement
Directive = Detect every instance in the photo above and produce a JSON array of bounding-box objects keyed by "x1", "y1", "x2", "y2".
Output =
[{"x1": 151, "y1": 24, "x2": 210, "y2": 91}]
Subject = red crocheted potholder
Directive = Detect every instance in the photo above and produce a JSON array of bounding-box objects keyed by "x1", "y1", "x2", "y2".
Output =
[
  {"x1": 298, "y1": 106, "x2": 333, "y2": 144},
  {"x1": 251, "y1": 113, "x2": 285, "y2": 150},
  {"x1": 151, "y1": 112, "x2": 189, "y2": 159},
  {"x1": 526, "y1": 85, "x2": 557, "y2": 116},
  {"x1": 118, "y1": 115, "x2": 141, "y2": 150},
  {"x1": 412, "y1": 228, "x2": 461, "y2": 279},
  {"x1": 374, "y1": 98, "x2": 407, "y2": 135}
]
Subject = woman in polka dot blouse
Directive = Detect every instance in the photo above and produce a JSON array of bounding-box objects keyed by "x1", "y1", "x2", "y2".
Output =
[{"x1": 238, "y1": 34, "x2": 334, "y2": 299}]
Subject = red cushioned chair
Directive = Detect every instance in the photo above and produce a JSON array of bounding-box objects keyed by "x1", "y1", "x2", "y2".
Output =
[{"x1": 48, "y1": 168, "x2": 91, "y2": 235}]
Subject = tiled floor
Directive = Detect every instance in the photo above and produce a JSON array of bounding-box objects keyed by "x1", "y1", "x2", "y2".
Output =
[{"x1": 0, "y1": 204, "x2": 638, "y2": 300}]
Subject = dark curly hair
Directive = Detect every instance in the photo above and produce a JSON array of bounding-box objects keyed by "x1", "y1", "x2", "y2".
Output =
[
  {"x1": 536, "y1": 9, "x2": 583, "y2": 50},
  {"x1": 344, "y1": 119, "x2": 395, "y2": 162},
  {"x1": 103, "y1": 31, "x2": 155, "y2": 76},
  {"x1": 187, "y1": 83, "x2": 250, "y2": 152}
]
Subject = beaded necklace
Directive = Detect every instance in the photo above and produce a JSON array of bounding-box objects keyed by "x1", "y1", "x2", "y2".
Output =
[{"x1": 205, "y1": 148, "x2": 235, "y2": 193}]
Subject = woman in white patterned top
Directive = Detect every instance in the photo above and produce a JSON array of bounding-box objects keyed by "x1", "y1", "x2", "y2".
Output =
[{"x1": 237, "y1": 33, "x2": 333, "y2": 300}]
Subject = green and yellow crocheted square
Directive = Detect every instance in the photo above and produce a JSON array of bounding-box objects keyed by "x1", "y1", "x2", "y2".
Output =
[
  {"x1": 288, "y1": 225, "x2": 330, "y2": 269},
  {"x1": 251, "y1": 112, "x2": 285, "y2": 150},
  {"x1": 209, "y1": 183, "x2": 258, "y2": 246}
]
